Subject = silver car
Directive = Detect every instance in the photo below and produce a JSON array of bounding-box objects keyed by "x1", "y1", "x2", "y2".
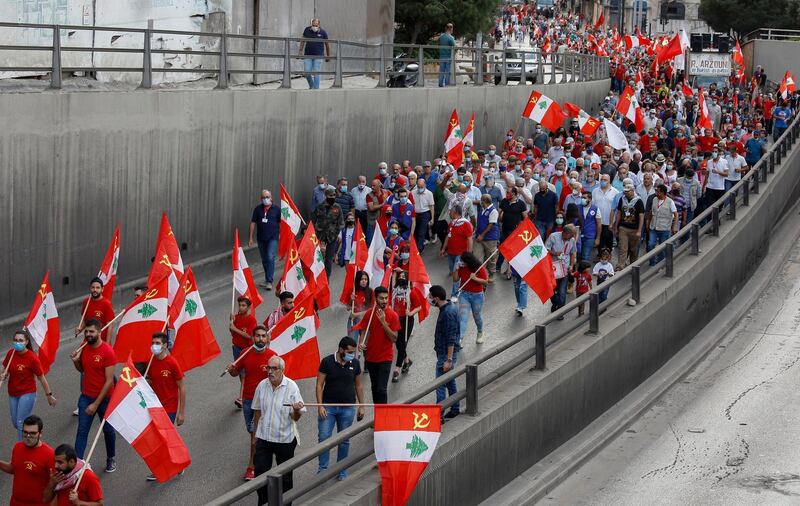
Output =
[{"x1": 494, "y1": 49, "x2": 539, "y2": 84}]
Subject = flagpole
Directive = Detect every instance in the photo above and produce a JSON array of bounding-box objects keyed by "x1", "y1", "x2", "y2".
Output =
[
  {"x1": 143, "y1": 354, "x2": 155, "y2": 378},
  {"x1": 0, "y1": 349, "x2": 15, "y2": 389},
  {"x1": 455, "y1": 249, "x2": 498, "y2": 294},
  {"x1": 75, "y1": 301, "x2": 90, "y2": 338},
  {"x1": 356, "y1": 305, "x2": 377, "y2": 360},
  {"x1": 219, "y1": 322, "x2": 278, "y2": 377},
  {"x1": 230, "y1": 272, "x2": 236, "y2": 316},
  {"x1": 100, "y1": 311, "x2": 125, "y2": 333},
  {"x1": 75, "y1": 419, "x2": 106, "y2": 490}
]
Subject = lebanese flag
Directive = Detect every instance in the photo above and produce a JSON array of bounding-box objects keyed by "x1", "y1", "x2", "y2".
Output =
[
  {"x1": 497, "y1": 218, "x2": 556, "y2": 303},
  {"x1": 563, "y1": 102, "x2": 600, "y2": 136},
  {"x1": 733, "y1": 40, "x2": 745, "y2": 81},
  {"x1": 147, "y1": 239, "x2": 180, "y2": 305},
  {"x1": 114, "y1": 274, "x2": 169, "y2": 363},
  {"x1": 623, "y1": 35, "x2": 646, "y2": 49},
  {"x1": 381, "y1": 249, "x2": 396, "y2": 289},
  {"x1": 444, "y1": 110, "x2": 464, "y2": 167},
  {"x1": 97, "y1": 225, "x2": 121, "y2": 302},
  {"x1": 522, "y1": 90, "x2": 567, "y2": 132},
  {"x1": 780, "y1": 71, "x2": 796, "y2": 100},
  {"x1": 541, "y1": 37, "x2": 552, "y2": 54},
  {"x1": 339, "y1": 220, "x2": 368, "y2": 306},
  {"x1": 656, "y1": 33, "x2": 683, "y2": 64},
  {"x1": 269, "y1": 292, "x2": 319, "y2": 379},
  {"x1": 635, "y1": 27, "x2": 651, "y2": 46},
  {"x1": 169, "y1": 267, "x2": 221, "y2": 372},
  {"x1": 105, "y1": 355, "x2": 190, "y2": 482},
  {"x1": 616, "y1": 86, "x2": 645, "y2": 132},
  {"x1": 279, "y1": 183, "x2": 304, "y2": 258},
  {"x1": 297, "y1": 223, "x2": 330, "y2": 310},
  {"x1": 408, "y1": 238, "x2": 431, "y2": 322},
  {"x1": 462, "y1": 112, "x2": 475, "y2": 148},
  {"x1": 697, "y1": 88, "x2": 713, "y2": 131},
  {"x1": 364, "y1": 223, "x2": 387, "y2": 289},
  {"x1": 153, "y1": 212, "x2": 184, "y2": 275},
  {"x1": 277, "y1": 236, "x2": 308, "y2": 298},
  {"x1": 24, "y1": 272, "x2": 59, "y2": 375},
  {"x1": 374, "y1": 404, "x2": 441, "y2": 506},
  {"x1": 681, "y1": 81, "x2": 693, "y2": 97},
  {"x1": 232, "y1": 229, "x2": 263, "y2": 308},
  {"x1": 593, "y1": 13, "x2": 604, "y2": 31}
]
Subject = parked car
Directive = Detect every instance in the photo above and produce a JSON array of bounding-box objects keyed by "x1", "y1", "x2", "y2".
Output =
[
  {"x1": 494, "y1": 49, "x2": 539, "y2": 85},
  {"x1": 387, "y1": 52, "x2": 420, "y2": 87}
]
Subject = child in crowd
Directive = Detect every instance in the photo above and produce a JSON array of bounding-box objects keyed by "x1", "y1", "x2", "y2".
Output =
[
  {"x1": 573, "y1": 260, "x2": 592, "y2": 315},
  {"x1": 593, "y1": 248, "x2": 615, "y2": 303}
]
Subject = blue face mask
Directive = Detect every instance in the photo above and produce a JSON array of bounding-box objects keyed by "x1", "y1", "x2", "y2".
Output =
[
  {"x1": 340, "y1": 186, "x2": 348, "y2": 193},
  {"x1": 400, "y1": 252, "x2": 410, "y2": 260},
  {"x1": 343, "y1": 352, "x2": 355, "y2": 362},
  {"x1": 600, "y1": 181, "x2": 608, "y2": 188},
  {"x1": 150, "y1": 344, "x2": 163, "y2": 356},
  {"x1": 389, "y1": 228, "x2": 398, "y2": 236},
  {"x1": 318, "y1": 183, "x2": 326, "y2": 189},
  {"x1": 399, "y1": 197, "x2": 408, "y2": 204},
  {"x1": 12, "y1": 342, "x2": 25, "y2": 352}
]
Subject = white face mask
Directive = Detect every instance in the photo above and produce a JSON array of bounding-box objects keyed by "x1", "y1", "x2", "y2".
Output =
[{"x1": 262, "y1": 198, "x2": 271, "y2": 206}]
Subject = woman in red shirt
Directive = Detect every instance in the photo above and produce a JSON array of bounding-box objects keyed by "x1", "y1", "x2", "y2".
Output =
[
  {"x1": 348, "y1": 271, "x2": 373, "y2": 340},
  {"x1": 453, "y1": 252, "x2": 489, "y2": 344},
  {"x1": 391, "y1": 270, "x2": 423, "y2": 382},
  {"x1": 2, "y1": 330, "x2": 56, "y2": 440}
]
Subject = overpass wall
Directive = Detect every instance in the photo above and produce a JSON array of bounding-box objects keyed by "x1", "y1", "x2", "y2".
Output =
[
  {"x1": 742, "y1": 39, "x2": 800, "y2": 83},
  {"x1": 311, "y1": 133, "x2": 800, "y2": 505},
  {"x1": 0, "y1": 80, "x2": 609, "y2": 319}
]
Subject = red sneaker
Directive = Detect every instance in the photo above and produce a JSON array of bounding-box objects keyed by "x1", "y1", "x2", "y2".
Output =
[{"x1": 244, "y1": 467, "x2": 255, "y2": 481}]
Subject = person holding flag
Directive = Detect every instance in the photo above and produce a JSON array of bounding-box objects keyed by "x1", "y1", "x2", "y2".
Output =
[
  {"x1": 69, "y1": 319, "x2": 117, "y2": 473},
  {"x1": 230, "y1": 296, "x2": 257, "y2": 409},
  {"x1": 2, "y1": 330, "x2": 57, "y2": 440},
  {"x1": 146, "y1": 331, "x2": 186, "y2": 438},
  {"x1": 76, "y1": 277, "x2": 115, "y2": 342},
  {"x1": 249, "y1": 189, "x2": 281, "y2": 291},
  {"x1": 225, "y1": 325, "x2": 277, "y2": 481},
  {"x1": 43, "y1": 444, "x2": 103, "y2": 506},
  {"x1": 354, "y1": 286, "x2": 400, "y2": 404},
  {"x1": 347, "y1": 271, "x2": 373, "y2": 340},
  {"x1": 264, "y1": 291, "x2": 295, "y2": 330},
  {"x1": 453, "y1": 251, "x2": 490, "y2": 344},
  {"x1": 390, "y1": 270, "x2": 424, "y2": 382}
]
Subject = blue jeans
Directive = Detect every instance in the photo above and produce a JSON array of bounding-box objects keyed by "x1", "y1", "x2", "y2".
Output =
[
  {"x1": 243, "y1": 399, "x2": 255, "y2": 433},
  {"x1": 232, "y1": 345, "x2": 244, "y2": 378},
  {"x1": 580, "y1": 235, "x2": 595, "y2": 261},
  {"x1": 647, "y1": 229, "x2": 671, "y2": 265},
  {"x1": 347, "y1": 315, "x2": 363, "y2": 341},
  {"x1": 257, "y1": 239, "x2": 278, "y2": 284},
  {"x1": 439, "y1": 61, "x2": 451, "y2": 87},
  {"x1": 447, "y1": 254, "x2": 461, "y2": 297},
  {"x1": 414, "y1": 211, "x2": 431, "y2": 253},
  {"x1": 167, "y1": 412, "x2": 177, "y2": 424},
  {"x1": 304, "y1": 57, "x2": 323, "y2": 89},
  {"x1": 458, "y1": 291, "x2": 484, "y2": 337},
  {"x1": 75, "y1": 394, "x2": 115, "y2": 460},
  {"x1": 512, "y1": 273, "x2": 528, "y2": 310},
  {"x1": 496, "y1": 230, "x2": 510, "y2": 272},
  {"x1": 550, "y1": 277, "x2": 568, "y2": 311},
  {"x1": 9, "y1": 393, "x2": 36, "y2": 440},
  {"x1": 435, "y1": 352, "x2": 459, "y2": 414},
  {"x1": 534, "y1": 219, "x2": 554, "y2": 240},
  {"x1": 317, "y1": 406, "x2": 356, "y2": 478}
]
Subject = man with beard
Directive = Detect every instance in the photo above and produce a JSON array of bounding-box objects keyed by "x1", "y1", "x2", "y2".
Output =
[
  {"x1": 76, "y1": 277, "x2": 115, "y2": 342},
  {"x1": 0, "y1": 415, "x2": 55, "y2": 505},
  {"x1": 43, "y1": 444, "x2": 103, "y2": 506}
]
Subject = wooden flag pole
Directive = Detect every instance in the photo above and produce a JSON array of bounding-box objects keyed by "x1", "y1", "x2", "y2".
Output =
[
  {"x1": 455, "y1": 249, "x2": 498, "y2": 294},
  {"x1": 74, "y1": 418, "x2": 106, "y2": 490},
  {"x1": 230, "y1": 272, "x2": 237, "y2": 315},
  {"x1": 142, "y1": 354, "x2": 155, "y2": 378},
  {"x1": 355, "y1": 304, "x2": 377, "y2": 360},
  {"x1": 219, "y1": 323, "x2": 277, "y2": 377},
  {"x1": 99, "y1": 311, "x2": 125, "y2": 333},
  {"x1": 75, "y1": 301, "x2": 90, "y2": 337},
  {"x1": 0, "y1": 349, "x2": 15, "y2": 389}
]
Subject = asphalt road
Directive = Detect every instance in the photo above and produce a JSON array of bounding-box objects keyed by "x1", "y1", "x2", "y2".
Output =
[
  {"x1": 0, "y1": 240, "x2": 553, "y2": 505},
  {"x1": 542, "y1": 244, "x2": 800, "y2": 505}
]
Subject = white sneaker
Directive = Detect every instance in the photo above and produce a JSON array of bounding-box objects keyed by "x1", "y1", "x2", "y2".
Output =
[
  {"x1": 72, "y1": 408, "x2": 79, "y2": 416},
  {"x1": 450, "y1": 296, "x2": 458, "y2": 303}
]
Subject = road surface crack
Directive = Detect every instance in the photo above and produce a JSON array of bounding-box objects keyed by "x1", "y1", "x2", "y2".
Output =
[{"x1": 641, "y1": 423, "x2": 682, "y2": 479}]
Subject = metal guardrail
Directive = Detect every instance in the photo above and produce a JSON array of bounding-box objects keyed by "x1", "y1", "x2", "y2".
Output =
[
  {"x1": 206, "y1": 89, "x2": 800, "y2": 506},
  {"x1": 743, "y1": 27, "x2": 800, "y2": 43},
  {"x1": 0, "y1": 21, "x2": 609, "y2": 90}
]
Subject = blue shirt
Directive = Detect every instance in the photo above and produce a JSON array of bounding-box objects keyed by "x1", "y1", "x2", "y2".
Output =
[
  {"x1": 251, "y1": 204, "x2": 281, "y2": 242},
  {"x1": 774, "y1": 107, "x2": 792, "y2": 128},
  {"x1": 434, "y1": 302, "x2": 461, "y2": 354},
  {"x1": 439, "y1": 33, "x2": 455, "y2": 59},
  {"x1": 302, "y1": 27, "x2": 328, "y2": 56},
  {"x1": 424, "y1": 171, "x2": 441, "y2": 192},
  {"x1": 744, "y1": 137, "x2": 765, "y2": 163},
  {"x1": 533, "y1": 190, "x2": 558, "y2": 223}
]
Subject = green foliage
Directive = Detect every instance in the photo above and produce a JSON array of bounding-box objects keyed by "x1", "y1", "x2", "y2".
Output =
[
  {"x1": 395, "y1": 0, "x2": 504, "y2": 44},
  {"x1": 699, "y1": 0, "x2": 800, "y2": 36}
]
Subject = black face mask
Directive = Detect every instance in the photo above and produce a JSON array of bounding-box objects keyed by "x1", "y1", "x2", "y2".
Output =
[{"x1": 326, "y1": 197, "x2": 335, "y2": 205}]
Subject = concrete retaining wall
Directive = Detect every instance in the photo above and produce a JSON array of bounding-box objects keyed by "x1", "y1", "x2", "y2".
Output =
[
  {"x1": 310, "y1": 135, "x2": 800, "y2": 505},
  {"x1": 0, "y1": 79, "x2": 609, "y2": 319},
  {"x1": 742, "y1": 39, "x2": 800, "y2": 84}
]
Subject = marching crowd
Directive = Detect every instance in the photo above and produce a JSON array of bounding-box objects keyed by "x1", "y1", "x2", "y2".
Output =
[{"x1": 2, "y1": 6, "x2": 796, "y2": 506}]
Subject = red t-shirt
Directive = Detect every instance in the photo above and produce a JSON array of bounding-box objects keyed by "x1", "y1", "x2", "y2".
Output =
[
  {"x1": 446, "y1": 219, "x2": 474, "y2": 255},
  {"x1": 230, "y1": 313, "x2": 257, "y2": 349},
  {"x1": 56, "y1": 468, "x2": 103, "y2": 506},
  {"x1": 10, "y1": 441, "x2": 54, "y2": 506},
  {"x1": 457, "y1": 266, "x2": 488, "y2": 293},
  {"x1": 673, "y1": 137, "x2": 688, "y2": 155},
  {"x1": 698, "y1": 135, "x2": 719, "y2": 153},
  {"x1": 82, "y1": 297, "x2": 115, "y2": 341},
  {"x1": 639, "y1": 134, "x2": 655, "y2": 152},
  {"x1": 573, "y1": 270, "x2": 593, "y2": 295},
  {"x1": 3, "y1": 349, "x2": 43, "y2": 397},
  {"x1": 233, "y1": 348, "x2": 277, "y2": 400},
  {"x1": 80, "y1": 342, "x2": 116, "y2": 398},
  {"x1": 391, "y1": 286, "x2": 424, "y2": 317},
  {"x1": 148, "y1": 354, "x2": 185, "y2": 413},
  {"x1": 363, "y1": 306, "x2": 401, "y2": 363}
]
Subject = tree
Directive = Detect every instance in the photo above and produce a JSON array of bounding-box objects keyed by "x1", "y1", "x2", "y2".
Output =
[
  {"x1": 699, "y1": 0, "x2": 800, "y2": 37},
  {"x1": 395, "y1": 0, "x2": 504, "y2": 44}
]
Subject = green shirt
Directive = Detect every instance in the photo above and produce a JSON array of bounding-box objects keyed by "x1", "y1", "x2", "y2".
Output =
[{"x1": 439, "y1": 33, "x2": 455, "y2": 59}]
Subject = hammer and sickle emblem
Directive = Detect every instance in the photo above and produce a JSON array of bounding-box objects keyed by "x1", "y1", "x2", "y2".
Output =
[
  {"x1": 412, "y1": 411, "x2": 431, "y2": 430},
  {"x1": 159, "y1": 254, "x2": 172, "y2": 268},
  {"x1": 144, "y1": 288, "x2": 158, "y2": 300},
  {"x1": 449, "y1": 118, "x2": 457, "y2": 127},
  {"x1": 529, "y1": 95, "x2": 538, "y2": 104},
  {"x1": 293, "y1": 307, "x2": 306, "y2": 321},
  {"x1": 182, "y1": 278, "x2": 192, "y2": 294},
  {"x1": 120, "y1": 367, "x2": 137, "y2": 388},
  {"x1": 26, "y1": 463, "x2": 33, "y2": 470},
  {"x1": 289, "y1": 248, "x2": 299, "y2": 264},
  {"x1": 167, "y1": 228, "x2": 174, "y2": 237},
  {"x1": 38, "y1": 283, "x2": 47, "y2": 299},
  {"x1": 310, "y1": 234, "x2": 319, "y2": 246},
  {"x1": 518, "y1": 230, "x2": 533, "y2": 244}
]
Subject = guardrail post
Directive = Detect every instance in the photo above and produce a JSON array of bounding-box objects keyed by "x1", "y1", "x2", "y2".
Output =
[
  {"x1": 729, "y1": 192, "x2": 737, "y2": 220},
  {"x1": 267, "y1": 473, "x2": 283, "y2": 506},
  {"x1": 216, "y1": 23, "x2": 228, "y2": 89},
  {"x1": 475, "y1": 47, "x2": 483, "y2": 86},
  {"x1": 450, "y1": 49, "x2": 456, "y2": 86},
  {"x1": 665, "y1": 242, "x2": 674, "y2": 278},
  {"x1": 500, "y1": 49, "x2": 507, "y2": 85},
  {"x1": 333, "y1": 40, "x2": 343, "y2": 88},
  {"x1": 711, "y1": 207, "x2": 720, "y2": 236},
  {"x1": 691, "y1": 223, "x2": 700, "y2": 255},
  {"x1": 550, "y1": 53, "x2": 556, "y2": 83},
  {"x1": 769, "y1": 151, "x2": 775, "y2": 173},
  {"x1": 781, "y1": 138, "x2": 788, "y2": 158},
  {"x1": 574, "y1": 54, "x2": 579, "y2": 81},
  {"x1": 752, "y1": 167, "x2": 760, "y2": 194},
  {"x1": 520, "y1": 51, "x2": 527, "y2": 85},
  {"x1": 140, "y1": 24, "x2": 152, "y2": 89},
  {"x1": 378, "y1": 43, "x2": 386, "y2": 87},
  {"x1": 465, "y1": 364, "x2": 478, "y2": 415},
  {"x1": 418, "y1": 46, "x2": 425, "y2": 87},
  {"x1": 281, "y1": 39, "x2": 291, "y2": 88},
  {"x1": 537, "y1": 50, "x2": 544, "y2": 83},
  {"x1": 743, "y1": 177, "x2": 750, "y2": 205},
  {"x1": 588, "y1": 293, "x2": 599, "y2": 334},
  {"x1": 50, "y1": 25, "x2": 62, "y2": 89},
  {"x1": 534, "y1": 325, "x2": 546, "y2": 370},
  {"x1": 631, "y1": 266, "x2": 641, "y2": 303}
]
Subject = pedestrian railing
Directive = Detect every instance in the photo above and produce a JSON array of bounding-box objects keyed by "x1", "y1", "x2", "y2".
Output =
[
  {"x1": 744, "y1": 27, "x2": 800, "y2": 43},
  {"x1": 206, "y1": 94, "x2": 800, "y2": 506},
  {"x1": 0, "y1": 21, "x2": 608, "y2": 90}
]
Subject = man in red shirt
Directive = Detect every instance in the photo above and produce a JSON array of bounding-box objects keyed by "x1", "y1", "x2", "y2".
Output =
[
  {"x1": 230, "y1": 296, "x2": 257, "y2": 408},
  {"x1": 440, "y1": 205, "x2": 474, "y2": 300},
  {"x1": 69, "y1": 319, "x2": 117, "y2": 473},
  {"x1": 697, "y1": 131, "x2": 720, "y2": 155},
  {"x1": 145, "y1": 332, "x2": 186, "y2": 481},
  {"x1": 0, "y1": 415, "x2": 54, "y2": 506},
  {"x1": 225, "y1": 325, "x2": 277, "y2": 481},
  {"x1": 356, "y1": 286, "x2": 400, "y2": 404},
  {"x1": 43, "y1": 444, "x2": 103, "y2": 506},
  {"x1": 76, "y1": 278, "x2": 115, "y2": 342}
]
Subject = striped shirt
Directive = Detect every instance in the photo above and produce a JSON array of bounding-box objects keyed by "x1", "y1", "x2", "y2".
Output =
[{"x1": 252, "y1": 376, "x2": 306, "y2": 443}]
